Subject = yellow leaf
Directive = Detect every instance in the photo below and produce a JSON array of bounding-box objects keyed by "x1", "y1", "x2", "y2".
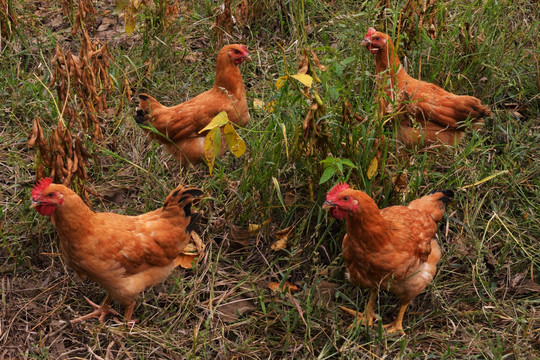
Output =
[
  {"x1": 181, "y1": 242, "x2": 199, "y2": 256},
  {"x1": 276, "y1": 76, "x2": 289, "y2": 90},
  {"x1": 175, "y1": 254, "x2": 199, "y2": 269},
  {"x1": 199, "y1": 111, "x2": 230, "y2": 133},
  {"x1": 270, "y1": 238, "x2": 287, "y2": 251},
  {"x1": 114, "y1": 0, "x2": 130, "y2": 15},
  {"x1": 281, "y1": 123, "x2": 289, "y2": 160},
  {"x1": 204, "y1": 127, "x2": 221, "y2": 175},
  {"x1": 461, "y1": 170, "x2": 509, "y2": 190},
  {"x1": 190, "y1": 231, "x2": 205, "y2": 254},
  {"x1": 267, "y1": 281, "x2": 299, "y2": 293},
  {"x1": 248, "y1": 223, "x2": 261, "y2": 233},
  {"x1": 123, "y1": 0, "x2": 141, "y2": 34},
  {"x1": 366, "y1": 156, "x2": 378, "y2": 179},
  {"x1": 265, "y1": 100, "x2": 276, "y2": 113},
  {"x1": 291, "y1": 73, "x2": 313, "y2": 88},
  {"x1": 224, "y1": 123, "x2": 247, "y2": 158},
  {"x1": 275, "y1": 225, "x2": 294, "y2": 240},
  {"x1": 253, "y1": 99, "x2": 264, "y2": 109}
]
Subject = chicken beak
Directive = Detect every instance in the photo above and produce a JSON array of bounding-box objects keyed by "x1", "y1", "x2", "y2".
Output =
[
  {"x1": 30, "y1": 200, "x2": 39, "y2": 209},
  {"x1": 244, "y1": 54, "x2": 252, "y2": 62},
  {"x1": 322, "y1": 201, "x2": 333, "y2": 210},
  {"x1": 360, "y1": 39, "x2": 371, "y2": 46}
]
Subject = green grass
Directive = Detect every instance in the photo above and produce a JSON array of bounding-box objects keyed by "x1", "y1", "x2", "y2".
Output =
[{"x1": 1, "y1": 0, "x2": 539, "y2": 358}]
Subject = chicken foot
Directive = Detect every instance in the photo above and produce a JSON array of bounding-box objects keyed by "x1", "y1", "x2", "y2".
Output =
[
  {"x1": 341, "y1": 290, "x2": 379, "y2": 328},
  {"x1": 70, "y1": 295, "x2": 120, "y2": 323},
  {"x1": 383, "y1": 302, "x2": 409, "y2": 334}
]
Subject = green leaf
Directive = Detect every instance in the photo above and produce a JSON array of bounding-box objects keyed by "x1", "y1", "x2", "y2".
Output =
[
  {"x1": 320, "y1": 157, "x2": 338, "y2": 166},
  {"x1": 341, "y1": 56, "x2": 356, "y2": 65},
  {"x1": 276, "y1": 76, "x2": 289, "y2": 90},
  {"x1": 336, "y1": 161, "x2": 343, "y2": 173},
  {"x1": 204, "y1": 127, "x2": 222, "y2": 175},
  {"x1": 319, "y1": 166, "x2": 336, "y2": 184},
  {"x1": 224, "y1": 123, "x2": 246, "y2": 158},
  {"x1": 341, "y1": 159, "x2": 357, "y2": 168},
  {"x1": 290, "y1": 73, "x2": 313, "y2": 88},
  {"x1": 199, "y1": 111, "x2": 229, "y2": 133}
]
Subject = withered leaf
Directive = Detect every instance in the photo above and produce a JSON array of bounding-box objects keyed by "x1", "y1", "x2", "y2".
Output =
[
  {"x1": 267, "y1": 281, "x2": 299, "y2": 293},
  {"x1": 216, "y1": 298, "x2": 256, "y2": 323}
]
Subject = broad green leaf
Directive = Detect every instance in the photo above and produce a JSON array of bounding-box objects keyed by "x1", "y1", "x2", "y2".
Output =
[
  {"x1": 224, "y1": 123, "x2": 246, "y2": 158},
  {"x1": 290, "y1": 73, "x2": 313, "y2": 88},
  {"x1": 341, "y1": 159, "x2": 357, "y2": 168},
  {"x1": 366, "y1": 156, "x2": 378, "y2": 179},
  {"x1": 114, "y1": 0, "x2": 130, "y2": 15},
  {"x1": 276, "y1": 76, "x2": 289, "y2": 90},
  {"x1": 320, "y1": 157, "x2": 338, "y2": 166},
  {"x1": 199, "y1": 111, "x2": 229, "y2": 133},
  {"x1": 341, "y1": 56, "x2": 356, "y2": 65},
  {"x1": 204, "y1": 127, "x2": 221, "y2": 175},
  {"x1": 319, "y1": 166, "x2": 336, "y2": 184},
  {"x1": 336, "y1": 161, "x2": 343, "y2": 173}
]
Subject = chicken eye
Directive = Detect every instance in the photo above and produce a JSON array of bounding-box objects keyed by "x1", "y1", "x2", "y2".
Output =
[
  {"x1": 373, "y1": 37, "x2": 379, "y2": 41},
  {"x1": 234, "y1": 49, "x2": 241, "y2": 54},
  {"x1": 48, "y1": 193, "x2": 54, "y2": 197},
  {"x1": 343, "y1": 196, "x2": 349, "y2": 201}
]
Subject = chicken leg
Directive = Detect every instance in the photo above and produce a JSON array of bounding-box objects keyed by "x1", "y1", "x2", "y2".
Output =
[
  {"x1": 383, "y1": 302, "x2": 409, "y2": 334},
  {"x1": 341, "y1": 290, "x2": 379, "y2": 328}
]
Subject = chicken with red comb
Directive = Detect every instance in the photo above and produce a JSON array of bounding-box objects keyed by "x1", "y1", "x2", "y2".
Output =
[
  {"x1": 323, "y1": 183, "x2": 453, "y2": 333},
  {"x1": 31, "y1": 178, "x2": 203, "y2": 323},
  {"x1": 361, "y1": 28, "x2": 491, "y2": 148}
]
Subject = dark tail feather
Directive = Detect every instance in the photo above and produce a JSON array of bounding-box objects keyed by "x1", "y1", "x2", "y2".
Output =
[
  {"x1": 134, "y1": 93, "x2": 160, "y2": 125},
  {"x1": 163, "y1": 186, "x2": 204, "y2": 232},
  {"x1": 134, "y1": 108, "x2": 148, "y2": 124},
  {"x1": 410, "y1": 189, "x2": 454, "y2": 222},
  {"x1": 429, "y1": 189, "x2": 454, "y2": 203},
  {"x1": 163, "y1": 187, "x2": 204, "y2": 214}
]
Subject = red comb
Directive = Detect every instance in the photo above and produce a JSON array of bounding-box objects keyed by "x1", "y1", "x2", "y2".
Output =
[
  {"x1": 365, "y1": 27, "x2": 377, "y2": 40},
  {"x1": 240, "y1": 45, "x2": 248, "y2": 53},
  {"x1": 326, "y1": 182, "x2": 350, "y2": 201},
  {"x1": 32, "y1": 177, "x2": 53, "y2": 200}
]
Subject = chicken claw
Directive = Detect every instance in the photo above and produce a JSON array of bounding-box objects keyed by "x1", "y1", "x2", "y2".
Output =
[
  {"x1": 340, "y1": 290, "x2": 379, "y2": 328},
  {"x1": 70, "y1": 295, "x2": 119, "y2": 323}
]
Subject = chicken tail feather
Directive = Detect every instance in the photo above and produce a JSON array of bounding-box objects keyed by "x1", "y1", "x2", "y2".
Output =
[
  {"x1": 408, "y1": 189, "x2": 454, "y2": 222},
  {"x1": 162, "y1": 186, "x2": 204, "y2": 233},
  {"x1": 163, "y1": 186, "x2": 204, "y2": 215},
  {"x1": 134, "y1": 93, "x2": 163, "y2": 124}
]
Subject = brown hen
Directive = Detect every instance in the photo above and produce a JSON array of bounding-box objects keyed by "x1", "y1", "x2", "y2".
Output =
[
  {"x1": 323, "y1": 183, "x2": 452, "y2": 333},
  {"x1": 31, "y1": 178, "x2": 203, "y2": 323},
  {"x1": 361, "y1": 28, "x2": 491, "y2": 148},
  {"x1": 135, "y1": 44, "x2": 251, "y2": 165}
]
